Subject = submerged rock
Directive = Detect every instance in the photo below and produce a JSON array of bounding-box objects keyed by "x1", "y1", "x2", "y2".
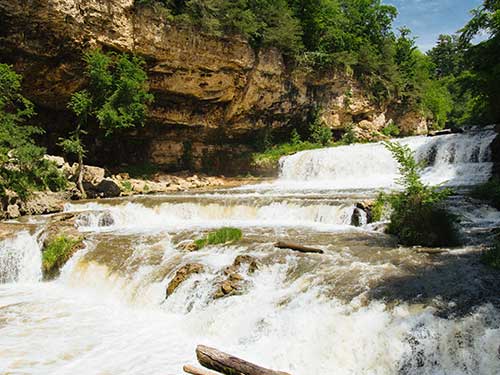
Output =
[
  {"x1": 213, "y1": 255, "x2": 259, "y2": 299},
  {"x1": 166, "y1": 263, "x2": 205, "y2": 298},
  {"x1": 233, "y1": 255, "x2": 259, "y2": 274}
]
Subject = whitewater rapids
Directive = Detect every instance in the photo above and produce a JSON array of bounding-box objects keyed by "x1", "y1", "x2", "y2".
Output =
[{"x1": 1, "y1": 129, "x2": 500, "y2": 374}]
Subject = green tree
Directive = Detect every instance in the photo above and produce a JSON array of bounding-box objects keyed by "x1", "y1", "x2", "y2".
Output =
[
  {"x1": 380, "y1": 142, "x2": 458, "y2": 247},
  {"x1": 61, "y1": 50, "x2": 153, "y2": 197},
  {"x1": 427, "y1": 34, "x2": 465, "y2": 78},
  {"x1": 459, "y1": 0, "x2": 500, "y2": 123},
  {"x1": 0, "y1": 64, "x2": 65, "y2": 199}
]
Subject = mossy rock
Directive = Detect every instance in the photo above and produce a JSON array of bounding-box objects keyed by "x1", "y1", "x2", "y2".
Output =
[
  {"x1": 42, "y1": 235, "x2": 84, "y2": 279},
  {"x1": 193, "y1": 227, "x2": 243, "y2": 250}
]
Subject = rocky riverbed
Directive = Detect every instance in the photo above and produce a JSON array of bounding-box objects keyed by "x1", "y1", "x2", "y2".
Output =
[{"x1": 0, "y1": 155, "x2": 260, "y2": 220}]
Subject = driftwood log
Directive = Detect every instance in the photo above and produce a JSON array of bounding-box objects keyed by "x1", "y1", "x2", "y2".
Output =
[
  {"x1": 196, "y1": 345, "x2": 292, "y2": 375},
  {"x1": 274, "y1": 241, "x2": 324, "y2": 254},
  {"x1": 183, "y1": 364, "x2": 220, "y2": 375}
]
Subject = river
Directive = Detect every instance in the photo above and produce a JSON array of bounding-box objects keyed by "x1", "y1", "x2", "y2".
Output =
[{"x1": 1, "y1": 129, "x2": 499, "y2": 374}]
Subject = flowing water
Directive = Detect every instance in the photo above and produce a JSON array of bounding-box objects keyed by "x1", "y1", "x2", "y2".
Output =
[{"x1": 1, "y1": 130, "x2": 500, "y2": 375}]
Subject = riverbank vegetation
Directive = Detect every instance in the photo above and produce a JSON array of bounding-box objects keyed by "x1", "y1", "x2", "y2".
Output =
[
  {"x1": 483, "y1": 239, "x2": 500, "y2": 269},
  {"x1": 471, "y1": 178, "x2": 500, "y2": 210},
  {"x1": 0, "y1": 64, "x2": 66, "y2": 200},
  {"x1": 378, "y1": 142, "x2": 458, "y2": 247}
]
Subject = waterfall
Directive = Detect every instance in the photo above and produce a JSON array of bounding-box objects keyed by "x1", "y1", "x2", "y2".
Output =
[
  {"x1": 1, "y1": 129, "x2": 500, "y2": 374},
  {"x1": 66, "y1": 200, "x2": 358, "y2": 232},
  {"x1": 0, "y1": 231, "x2": 42, "y2": 283},
  {"x1": 278, "y1": 129, "x2": 497, "y2": 189}
]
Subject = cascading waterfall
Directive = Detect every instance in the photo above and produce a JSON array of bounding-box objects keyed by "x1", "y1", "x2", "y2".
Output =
[
  {"x1": 67, "y1": 200, "x2": 357, "y2": 232},
  {"x1": 1, "y1": 129, "x2": 500, "y2": 375},
  {"x1": 0, "y1": 231, "x2": 42, "y2": 283},
  {"x1": 278, "y1": 129, "x2": 497, "y2": 189}
]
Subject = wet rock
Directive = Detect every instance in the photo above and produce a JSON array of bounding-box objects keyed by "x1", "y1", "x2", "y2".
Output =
[
  {"x1": 181, "y1": 241, "x2": 199, "y2": 252},
  {"x1": 42, "y1": 213, "x2": 81, "y2": 246},
  {"x1": 94, "y1": 179, "x2": 121, "y2": 198},
  {"x1": 166, "y1": 263, "x2": 205, "y2": 297},
  {"x1": 213, "y1": 256, "x2": 257, "y2": 299},
  {"x1": 97, "y1": 211, "x2": 114, "y2": 227},
  {"x1": 221, "y1": 280, "x2": 234, "y2": 294},
  {"x1": 233, "y1": 255, "x2": 259, "y2": 274},
  {"x1": 6, "y1": 204, "x2": 20, "y2": 219},
  {"x1": 351, "y1": 207, "x2": 366, "y2": 227},
  {"x1": 229, "y1": 272, "x2": 243, "y2": 282},
  {"x1": 20, "y1": 192, "x2": 65, "y2": 216}
]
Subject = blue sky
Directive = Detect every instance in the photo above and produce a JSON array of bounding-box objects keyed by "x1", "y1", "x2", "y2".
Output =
[{"x1": 384, "y1": 0, "x2": 484, "y2": 51}]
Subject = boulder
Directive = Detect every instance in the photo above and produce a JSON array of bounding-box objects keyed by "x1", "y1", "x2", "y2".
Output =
[
  {"x1": 95, "y1": 179, "x2": 121, "y2": 198},
  {"x1": 233, "y1": 255, "x2": 259, "y2": 274},
  {"x1": 166, "y1": 263, "x2": 205, "y2": 297},
  {"x1": 213, "y1": 256, "x2": 257, "y2": 299},
  {"x1": 19, "y1": 192, "x2": 65, "y2": 216},
  {"x1": 6, "y1": 204, "x2": 20, "y2": 219},
  {"x1": 98, "y1": 211, "x2": 115, "y2": 227},
  {"x1": 82, "y1": 165, "x2": 106, "y2": 185},
  {"x1": 43, "y1": 154, "x2": 65, "y2": 168}
]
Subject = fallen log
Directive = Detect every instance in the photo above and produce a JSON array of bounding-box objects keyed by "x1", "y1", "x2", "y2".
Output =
[
  {"x1": 274, "y1": 241, "x2": 324, "y2": 254},
  {"x1": 183, "y1": 364, "x2": 220, "y2": 375},
  {"x1": 196, "y1": 345, "x2": 292, "y2": 375}
]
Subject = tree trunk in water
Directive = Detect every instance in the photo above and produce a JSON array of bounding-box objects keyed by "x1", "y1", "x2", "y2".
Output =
[
  {"x1": 77, "y1": 153, "x2": 86, "y2": 199},
  {"x1": 196, "y1": 345, "x2": 292, "y2": 375},
  {"x1": 274, "y1": 241, "x2": 324, "y2": 254}
]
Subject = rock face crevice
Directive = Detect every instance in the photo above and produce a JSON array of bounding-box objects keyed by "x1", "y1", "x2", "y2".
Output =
[{"x1": 0, "y1": 0, "x2": 428, "y2": 174}]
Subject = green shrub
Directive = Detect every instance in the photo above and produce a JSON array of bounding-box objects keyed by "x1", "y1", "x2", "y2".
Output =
[
  {"x1": 381, "y1": 122, "x2": 400, "y2": 137},
  {"x1": 42, "y1": 235, "x2": 83, "y2": 276},
  {"x1": 371, "y1": 193, "x2": 388, "y2": 222},
  {"x1": 383, "y1": 141, "x2": 458, "y2": 247},
  {"x1": 471, "y1": 178, "x2": 500, "y2": 210},
  {"x1": 309, "y1": 115, "x2": 332, "y2": 146},
  {"x1": 341, "y1": 123, "x2": 358, "y2": 145},
  {"x1": 194, "y1": 227, "x2": 243, "y2": 250},
  {"x1": 121, "y1": 180, "x2": 133, "y2": 192},
  {"x1": 482, "y1": 239, "x2": 500, "y2": 269}
]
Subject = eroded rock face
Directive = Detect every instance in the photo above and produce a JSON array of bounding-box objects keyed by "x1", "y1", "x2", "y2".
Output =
[
  {"x1": 165, "y1": 263, "x2": 205, "y2": 298},
  {"x1": 0, "y1": 0, "x2": 428, "y2": 174}
]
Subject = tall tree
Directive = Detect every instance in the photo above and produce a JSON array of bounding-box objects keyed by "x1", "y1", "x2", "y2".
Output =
[{"x1": 61, "y1": 50, "x2": 153, "y2": 197}]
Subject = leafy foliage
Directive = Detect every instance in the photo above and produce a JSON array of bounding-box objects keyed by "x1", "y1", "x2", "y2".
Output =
[
  {"x1": 471, "y1": 178, "x2": 500, "y2": 210},
  {"x1": 194, "y1": 227, "x2": 243, "y2": 250},
  {"x1": 482, "y1": 239, "x2": 500, "y2": 269},
  {"x1": 42, "y1": 235, "x2": 83, "y2": 276},
  {"x1": 309, "y1": 110, "x2": 332, "y2": 146},
  {"x1": 381, "y1": 122, "x2": 400, "y2": 137},
  {"x1": 61, "y1": 50, "x2": 153, "y2": 195},
  {"x1": 340, "y1": 123, "x2": 358, "y2": 145},
  {"x1": 382, "y1": 141, "x2": 458, "y2": 247},
  {"x1": 0, "y1": 64, "x2": 66, "y2": 199}
]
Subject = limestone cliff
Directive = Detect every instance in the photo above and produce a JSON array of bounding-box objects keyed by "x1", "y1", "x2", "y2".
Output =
[{"x1": 0, "y1": 0, "x2": 428, "y2": 174}]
